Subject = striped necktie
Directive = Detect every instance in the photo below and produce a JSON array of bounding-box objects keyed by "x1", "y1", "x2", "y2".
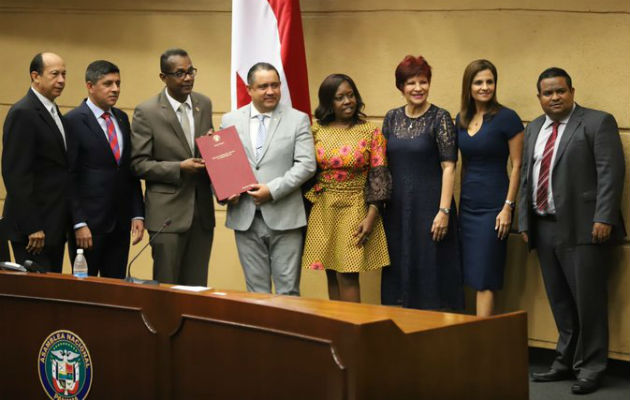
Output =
[
  {"x1": 102, "y1": 112, "x2": 121, "y2": 164},
  {"x1": 535, "y1": 121, "x2": 559, "y2": 213}
]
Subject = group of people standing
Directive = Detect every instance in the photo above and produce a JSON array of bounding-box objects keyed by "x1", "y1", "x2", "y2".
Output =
[
  {"x1": 301, "y1": 55, "x2": 625, "y2": 395},
  {"x1": 2, "y1": 49, "x2": 625, "y2": 395},
  {"x1": 304, "y1": 56, "x2": 525, "y2": 316}
]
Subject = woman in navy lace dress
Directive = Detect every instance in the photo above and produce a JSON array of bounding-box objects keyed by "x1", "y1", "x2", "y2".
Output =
[
  {"x1": 456, "y1": 59, "x2": 524, "y2": 316},
  {"x1": 381, "y1": 55, "x2": 464, "y2": 310}
]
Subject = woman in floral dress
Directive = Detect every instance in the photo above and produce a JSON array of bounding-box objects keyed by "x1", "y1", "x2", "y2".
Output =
[{"x1": 302, "y1": 74, "x2": 392, "y2": 302}]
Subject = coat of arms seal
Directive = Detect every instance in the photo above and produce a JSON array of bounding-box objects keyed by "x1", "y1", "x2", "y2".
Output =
[{"x1": 38, "y1": 330, "x2": 93, "y2": 400}]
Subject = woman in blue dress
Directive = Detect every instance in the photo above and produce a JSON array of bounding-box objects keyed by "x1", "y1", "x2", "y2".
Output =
[
  {"x1": 381, "y1": 55, "x2": 464, "y2": 310},
  {"x1": 456, "y1": 59, "x2": 524, "y2": 316}
]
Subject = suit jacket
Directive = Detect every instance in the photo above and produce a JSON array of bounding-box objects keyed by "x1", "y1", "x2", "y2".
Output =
[
  {"x1": 1, "y1": 89, "x2": 71, "y2": 243},
  {"x1": 130, "y1": 90, "x2": 215, "y2": 233},
  {"x1": 65, "y1": 100, "x2": 144, "y2": 234},
  {"x1": 220, "y1": 103, "x2": 316, "y2": 231},
  {"x1": 518, "y1": 104, "x2": 626, "y2": 248}
]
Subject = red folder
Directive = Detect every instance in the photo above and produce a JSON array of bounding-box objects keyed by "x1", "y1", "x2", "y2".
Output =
[{"x1": 196, "y1": 126, "x2": 257, "y2": 202}]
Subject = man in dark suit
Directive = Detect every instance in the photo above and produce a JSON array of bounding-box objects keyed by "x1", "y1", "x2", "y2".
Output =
[
  {"x1": 65, "y1": 60, "x2": 145, "y2": 278},
  {"x1": 131, "y1": 48, "x2": 215, "y2": 286},
  {"x1": 2, "y1": 52, "x2": 71, "y2": 271},
  {"x1": 519, "y1": 67, "x2": 625, "y2": 395}
]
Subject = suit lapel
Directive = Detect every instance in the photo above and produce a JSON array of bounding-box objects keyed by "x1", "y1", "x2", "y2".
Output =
[
  {"x1": 159, "y1": 91, "x2": 193, "y2": 157},
  {"x1": 552, "y1": 105, "x2": 582, "y2": 170},
  {"x1": 525, "y1": 116, "x2": 545, "y2": 182},
  {"x1": 112, "y1": 107, "x2": 131, "y2": 163},
  {"x1": 191, "y1": 95, "x2": 202, "y2": 156},
  {"x1": 28, "y1": 90, "x2": 66, "y2": 153},
  {"x1": 257, "y1": 105, "x2": 282, "y2": 163},
  {"x1": 239, "y1": 105, "x2": 254, "y2": 162}
]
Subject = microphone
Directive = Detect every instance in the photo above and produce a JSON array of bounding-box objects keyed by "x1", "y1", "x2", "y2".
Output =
[
  {"x1": 24, "y1": 259, "x2": 46, "y2": 273},
  {"x1": 125, "y1": 218, "x2": 171, "y2": 285},
  {"x1": 0, "y1": 261, "x2": 27, "y2": 272},
  {"x1": 0, "y1": 260, "x2": 46, "y2": 273}
]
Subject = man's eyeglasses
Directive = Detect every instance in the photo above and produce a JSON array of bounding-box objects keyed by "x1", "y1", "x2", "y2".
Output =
[{"x1": 163, "y1": 68, "x2": 198, "y2": 79}]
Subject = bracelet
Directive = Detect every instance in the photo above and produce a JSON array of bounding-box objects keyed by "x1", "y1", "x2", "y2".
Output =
[
  {"x1": 504, "y1": 200, "x2": 515, "y2": 209},
  {"x1": 439, "y1": 207, "x2": 450, "y2": 215},
  {"x1": 369, "y1": 204, "x2": 379, "y2": 212}
]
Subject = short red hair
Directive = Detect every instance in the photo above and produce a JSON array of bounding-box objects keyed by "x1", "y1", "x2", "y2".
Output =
[{"x1": 395, "y1": 55, "x2": 432, "y2": 90}]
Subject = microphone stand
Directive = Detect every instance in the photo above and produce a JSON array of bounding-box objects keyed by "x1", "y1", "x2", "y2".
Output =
[{"x1": 124, "y1": 219, "x2": 171, "y2": 285}]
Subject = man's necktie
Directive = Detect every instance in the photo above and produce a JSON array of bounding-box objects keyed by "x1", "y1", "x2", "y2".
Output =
[
  {"x1": 255, "y1": 114, "x2": 268, "y2": 160},
  {"x1": 50, "y1": 106, "x2": 66, "y2": 149},
  {"x1": 102, "y1": 112, "x2": 121, "y2": 164},
  {"x1": 178, "y1": 103, "x2": 194, "y2": 153},
  {"x1": 535, "y1": 121, "x2": 560, "y2": 213}
]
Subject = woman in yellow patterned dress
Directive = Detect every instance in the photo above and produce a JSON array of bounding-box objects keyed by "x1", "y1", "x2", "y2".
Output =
[{"x1": 302, "y1": 74, "x2": 391, "y2": 302}]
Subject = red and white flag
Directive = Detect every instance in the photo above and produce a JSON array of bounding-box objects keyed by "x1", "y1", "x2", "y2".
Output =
[{"x1": 231, "y1": 0, "x2": 311, "y2": 117}]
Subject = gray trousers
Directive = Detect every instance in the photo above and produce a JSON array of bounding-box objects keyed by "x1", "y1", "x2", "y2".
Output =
[
  {"x1": 535, "y1": 216, "x2": 609, "y2": 381},
  {"x1": 234, "y1": 212, "x2": 303, "y2": 295},
  {"x1": 150, "y1": 215, "x2": 213, "y2": 286}
]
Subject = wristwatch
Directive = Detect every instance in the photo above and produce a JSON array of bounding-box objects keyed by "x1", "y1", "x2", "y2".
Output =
[
  {"x1": 439, "y1": 207, "x2": 450, "y2": 215},
  {"x1": 505, "y1": 200, "x2": 515, "y2": 210}
]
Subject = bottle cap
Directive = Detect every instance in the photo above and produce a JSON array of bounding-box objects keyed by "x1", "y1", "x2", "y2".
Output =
[{"x1": 77, "y1": 249, "x2": 84, "y2": 255}]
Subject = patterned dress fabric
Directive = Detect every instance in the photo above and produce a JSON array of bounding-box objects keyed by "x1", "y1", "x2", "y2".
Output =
[
  {"x1": 302, "y1": 121, "x2": 391, "y2": 273},
  {"x1": 381, "y1": 105, "x2": 464, "y2": 310},
  {"x1": 457, "y1": 107, "x2": 524, "y2": 290}
]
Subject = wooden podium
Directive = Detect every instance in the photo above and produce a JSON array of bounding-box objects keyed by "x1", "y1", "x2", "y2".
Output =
[{"x1": 0, "y1": 271, "x2": 528, "y2": 399}]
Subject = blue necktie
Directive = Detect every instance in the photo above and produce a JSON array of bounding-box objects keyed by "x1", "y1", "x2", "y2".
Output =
[{"x1": 255, "y1": 114, "x2": 268, "y2": 160}]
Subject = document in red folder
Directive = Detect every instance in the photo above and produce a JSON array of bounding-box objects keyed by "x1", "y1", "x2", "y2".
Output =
[{"x1": 196, "y1": 126, "x2": 257, "y2": 202}]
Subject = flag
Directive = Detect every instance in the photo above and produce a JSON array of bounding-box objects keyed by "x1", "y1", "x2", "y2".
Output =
[{"x1": 231, "y1": 0, "x2": 311, "y2": 117}]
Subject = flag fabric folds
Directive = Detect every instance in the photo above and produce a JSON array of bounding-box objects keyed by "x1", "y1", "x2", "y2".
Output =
[{"x1": 231, "y1": 0, "x2": 311, "y2": 117}]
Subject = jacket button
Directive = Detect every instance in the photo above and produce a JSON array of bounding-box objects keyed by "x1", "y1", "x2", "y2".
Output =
[{"x1": 255, "y1": 166, "x2": 260, "y2": 170}]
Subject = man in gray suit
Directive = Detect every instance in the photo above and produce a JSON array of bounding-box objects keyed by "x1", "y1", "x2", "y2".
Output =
[
  {"x1": 519, "y1": 67, "x2": 625, "y2": 395},
  {"x1": 220, "y1": 62, "x2": 316, "y2": 295},
  {"x1": 131, "y1": 48, "x2": 215, "y2": 285}
]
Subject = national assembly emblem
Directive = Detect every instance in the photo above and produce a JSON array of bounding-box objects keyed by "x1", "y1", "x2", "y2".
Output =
[{"x1": 38, "y1": 330, "x2": 93, "y2": 400}]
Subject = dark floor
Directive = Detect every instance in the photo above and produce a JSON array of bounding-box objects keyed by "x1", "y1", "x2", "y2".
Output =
[{"x1": 529, "y1": 347, "x2": 630, "y2": 399}]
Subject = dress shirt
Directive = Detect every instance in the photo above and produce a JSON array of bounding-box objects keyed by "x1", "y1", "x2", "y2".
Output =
[
  {"x1": 531, "y1": 104, "x2": 576, "y2": 214},
  {"x1": 30, "y1": 87, "x2": 66, "y2": 148},
  {"x1": 249, "y1": 105, "x2": 272, "y2": 156},
  {"x1": 85, "y1": 98, "x2": 123, "y2": 153},
  {"x1": 164, "y1": 89, "x2": 195, "y2": 151}
]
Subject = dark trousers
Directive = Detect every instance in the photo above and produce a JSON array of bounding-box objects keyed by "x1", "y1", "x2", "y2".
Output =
[
  {"x1": 150, "y1": 215, "x2": 213, "y2": 286},
  {"x1": 535, "y1": 216, "x2": 609, "y2": 380},
  {"x1": 11, "y1": 240, "x2": 65, "y2": 272},
  {"x1": 68, "y1": 223, "x2": 131, "y2": 279}
]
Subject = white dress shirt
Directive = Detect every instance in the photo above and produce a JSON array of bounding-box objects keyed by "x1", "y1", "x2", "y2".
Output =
[
  {"x1": 30, "y1": 86, "x2": 66, "y2": 148},
  {"x1": 531, "y1": 104, "x2": 576, "y2": 214}
]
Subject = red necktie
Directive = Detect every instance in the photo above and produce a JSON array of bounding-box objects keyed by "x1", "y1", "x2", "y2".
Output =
[
  {"x1": 102, "y1": 112, "x2": 121, "y2": 164},
  {"x1": 535, "y1": 121, "x2": 559, "y2": 213}
]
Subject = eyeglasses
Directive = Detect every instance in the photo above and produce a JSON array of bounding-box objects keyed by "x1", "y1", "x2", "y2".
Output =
[{"x1": 163, "y1": 68, "x2": 198, "y2": 79}]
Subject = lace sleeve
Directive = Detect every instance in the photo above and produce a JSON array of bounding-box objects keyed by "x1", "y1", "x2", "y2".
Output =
[
  {"x1": 365, "y1": 127, "x2": 392, "y2": 203},
  {"x1": 435, "y1": 108, "x2": 458, "y2": 162},
  {"x1": 381, "y1": 111, "x2": 392, "y2": 140}
]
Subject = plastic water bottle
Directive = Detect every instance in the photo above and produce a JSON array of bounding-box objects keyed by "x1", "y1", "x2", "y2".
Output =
[{"x1": 73, "y1": 249, "x2": 88, "y2": 278}]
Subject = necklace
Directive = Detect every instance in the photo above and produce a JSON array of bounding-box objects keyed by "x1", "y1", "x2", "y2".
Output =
[{"x1": 406, "y1": 103, "x2": 430, "y2": 130}]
